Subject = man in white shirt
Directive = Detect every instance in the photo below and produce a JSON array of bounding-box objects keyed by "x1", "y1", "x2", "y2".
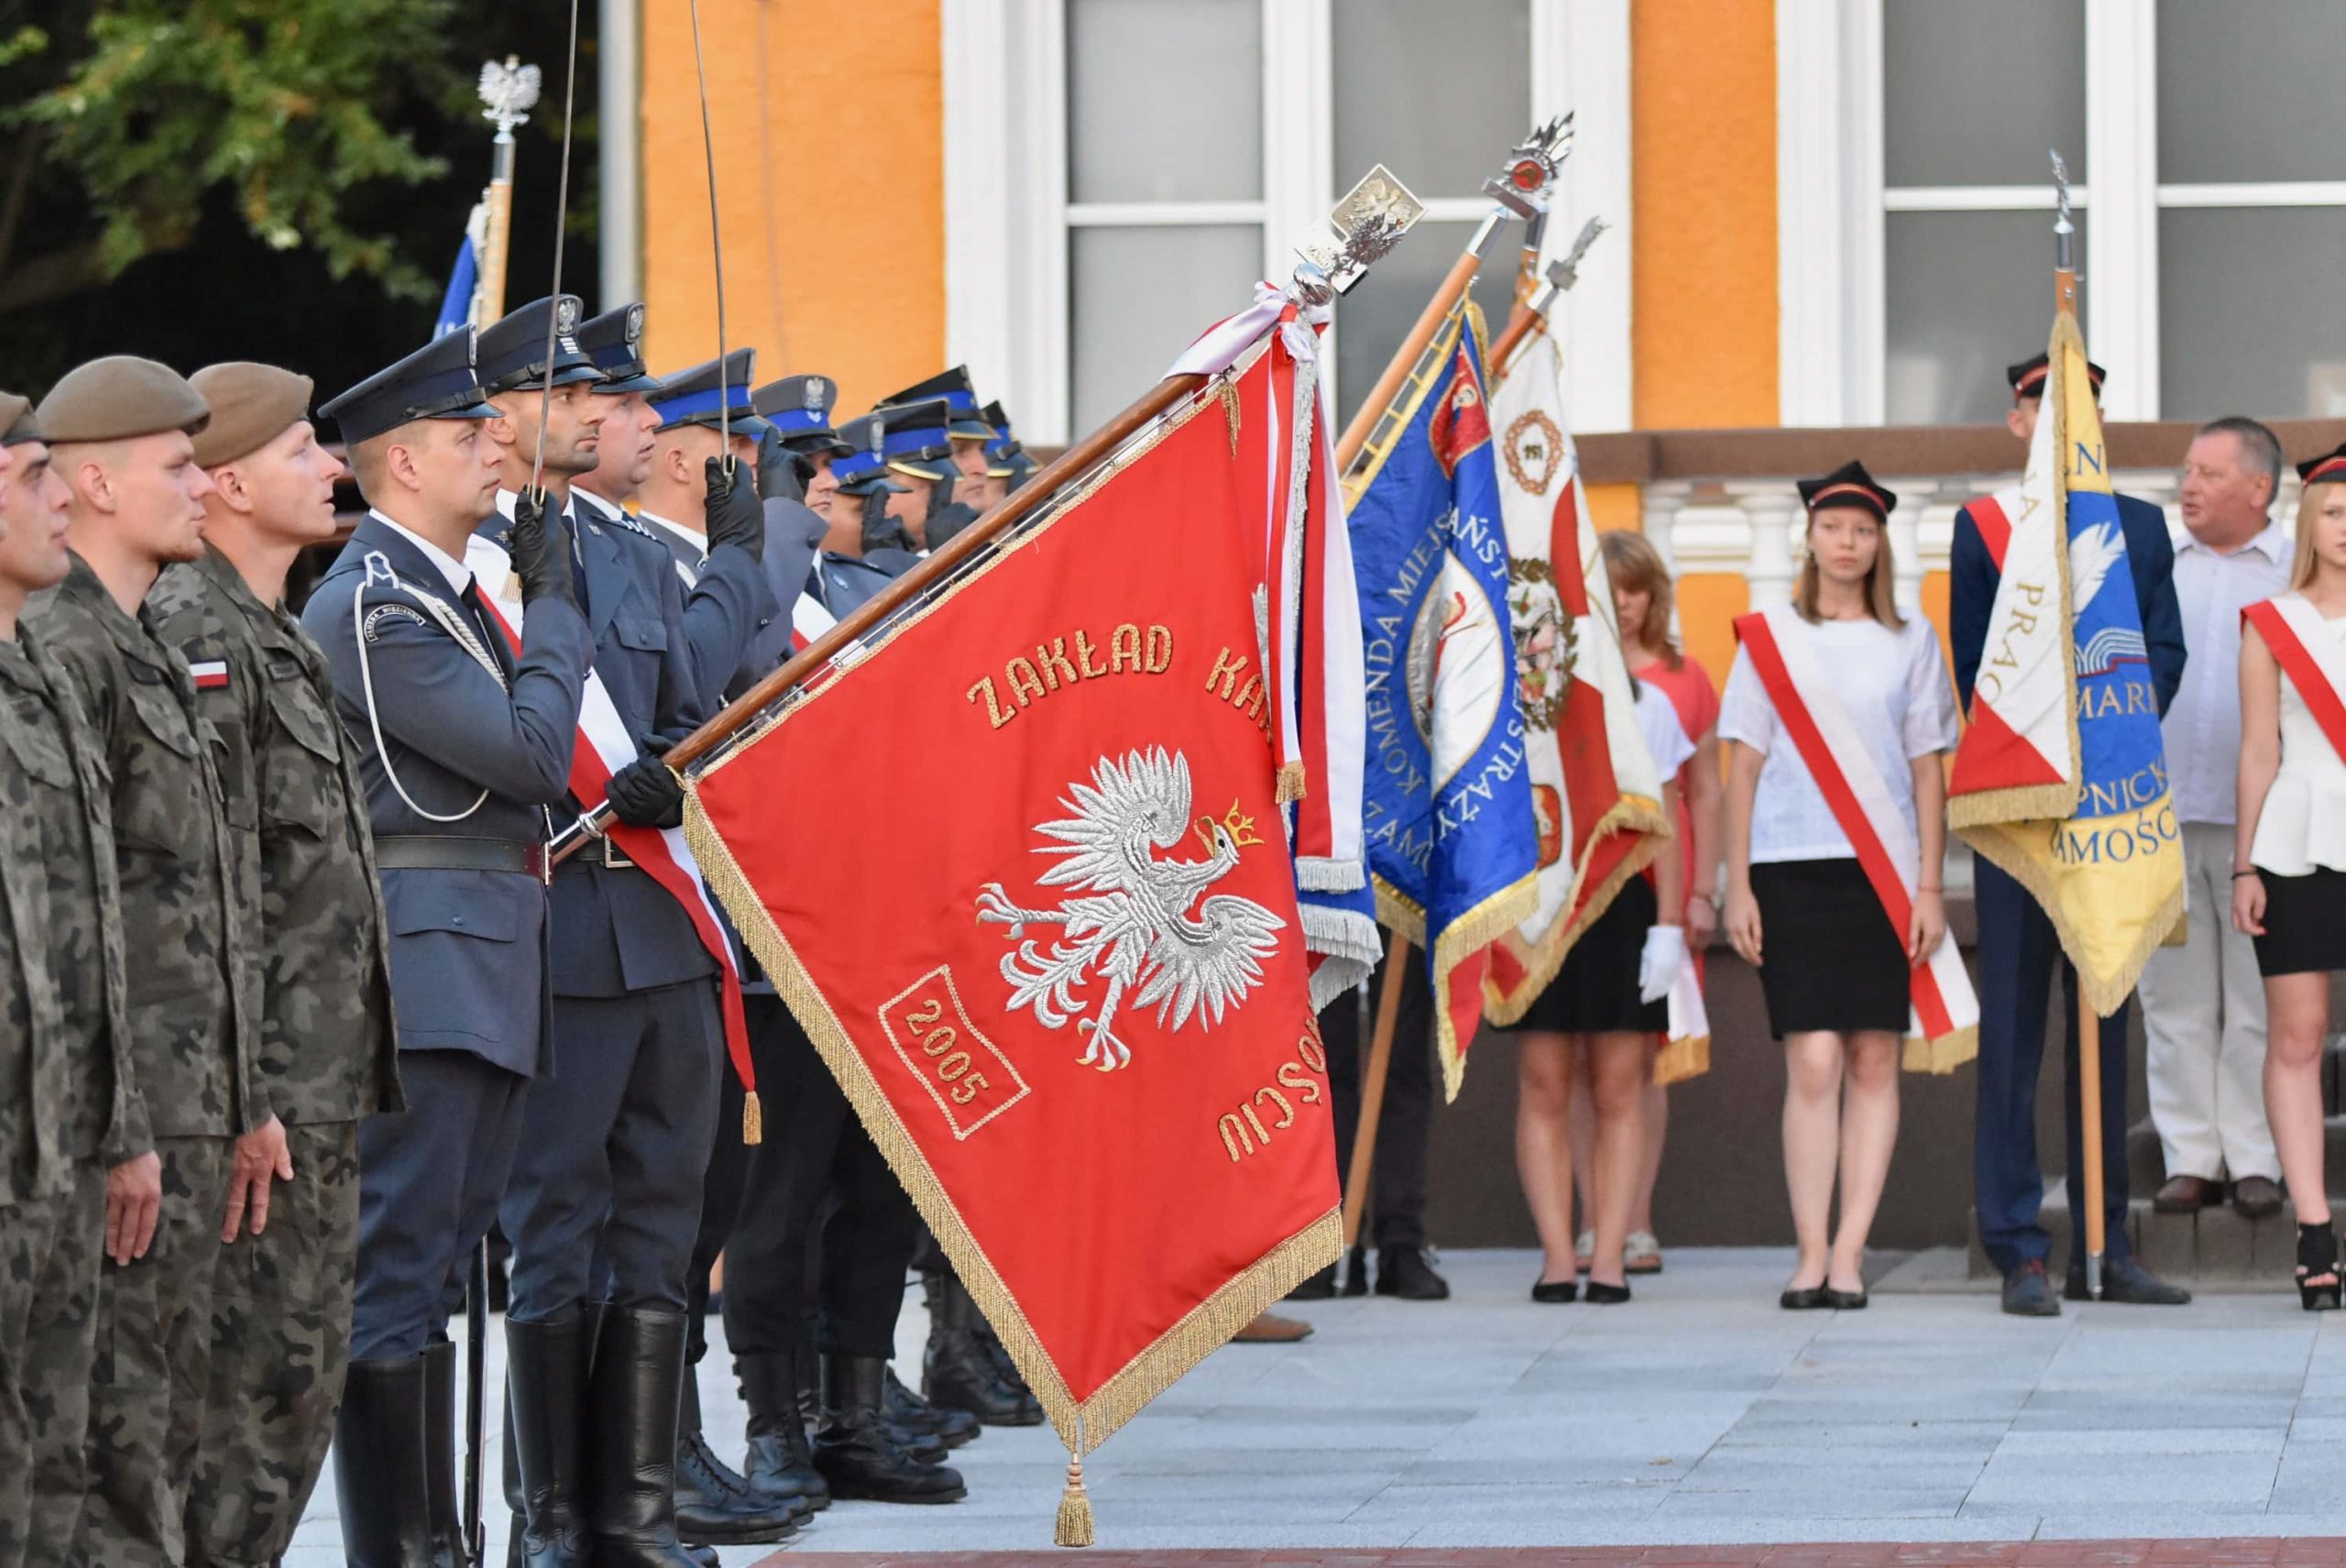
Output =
[{"x1": 2142, "y1": 416, "x2": 2294, "y2": 1221}]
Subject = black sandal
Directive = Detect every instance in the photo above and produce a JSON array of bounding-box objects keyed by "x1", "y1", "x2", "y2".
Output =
[{"x1": 2298, "y1": 1223, "x2": 2341, "y2": 1311}]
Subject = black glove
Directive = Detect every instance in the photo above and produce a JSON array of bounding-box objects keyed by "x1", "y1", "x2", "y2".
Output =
[
  {"x1": 860, "y1": 488, "x2": 913, "y2": 555},
  {"x1": 755, "y1": 429, "x2": 806, "y2": 504},
  {"x1": 605, "y1": 735, "x2": 684, "y2": 828},
  {"x1": 509, "y1": 488, "x2": 576, "y2": 607},
  {"x1": 925, "y1": 500, "x2": 981, "y2": 552},
  {"x1": 704, "y1": 456, "x2": 764, "y2": 562}
]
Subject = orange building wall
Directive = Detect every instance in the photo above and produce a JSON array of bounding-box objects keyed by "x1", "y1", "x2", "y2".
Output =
[
  {"x1": 1630, "y1": 0, "x2": 1778, "y2": 431},
  {"x1": 640, "y1": 0, "x2": 945, "y2": 414}
]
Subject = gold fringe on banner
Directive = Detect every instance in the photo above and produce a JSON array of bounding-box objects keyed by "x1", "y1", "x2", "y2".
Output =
[
  {"x1": 1483, "y1": 793, "x2": 1670, "y2": 1027},
  {"x1": 741, "y1": 1088, "x2": 762, "y2": 1146},
  {"x1": 1902, "y1": 1022, "x2": 1979, "y2": 1076},
  {"x1": 1651, "y1": 1030, "x2": 1710, "y2": 1088}
]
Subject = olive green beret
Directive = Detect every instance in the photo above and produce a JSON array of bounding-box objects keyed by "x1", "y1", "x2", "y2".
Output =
[
  {"x1": 36, "y1": 356, "x2": 210, "y2": 445},
  {"x1": 0, "y1": 393, "x2": 36, "y2": 446},
  {"x1": 190, "y1": 363, "x2": 313, "y2": 468}
]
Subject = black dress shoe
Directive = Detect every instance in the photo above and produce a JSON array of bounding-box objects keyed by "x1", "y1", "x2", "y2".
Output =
[
  {"x1": 2001, "y1": 1260, "x2": 2061, "y2": 1317},
  {"x1": 1584, "y1": 1279, "x2": 1631, "y2": 1305},
  {"x1": 1530, "y1": 1277, "x2": 1578, "y2": 1303},
  {"x1": 1823, "y1": 1287, "x2": 1869, "y2": 1310},
  {"x1": 2153, "y1": 1173, "x2": 2222, "y2": 1213},
  {"x1": 1779, "y1": 1286, "x2": 1830, "y2": 1310},
  {"x1": 1338, "y1": 1245, "x2": 1368, "y2": 1298},
  {"x1": 2066, "y1": 1255, "x2": 2191, "y2": 1305},
  {"x1": 1287, "y1": 1263, "x2": 1337, "y2": 1301},
  {"x1": 2233, "y1": 1175, "x2": 2286, "y2": 1221},
  {"x1": 1374, "y1": 1245, "x2": 1451, "y2": 1300}
]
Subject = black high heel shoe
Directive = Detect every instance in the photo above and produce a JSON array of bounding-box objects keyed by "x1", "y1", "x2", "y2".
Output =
[{"x1": 2298, "y1": 1222, "x2": 2341, "y2": 1311}]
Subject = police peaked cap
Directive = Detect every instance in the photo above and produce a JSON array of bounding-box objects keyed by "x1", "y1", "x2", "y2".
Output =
[
  {"x1": 2007, "y1": 352, "x2": 2107, "y2": 400},
  {"x1": 321, "y1": 331, "x2": 498, "y2": 444},
  {"x1": 1797, "y1": 460, "x2": 1897, "y2": 523},
  {"x1": 875, "y1": 398, "x2": 957, "y2": 483},
  {"x1": 576, "y1": 303, "x2": 661, "y2": 395},
  {"x1": 830, "y1": 411, "x2": 910, "y2": 495},
  {"x1": 879, "y1": 365, "x2": 993, "y2": 441},
  {"x1": 753, "y1": 373, "x2": 850, "y2": 454},
  {"x1": 2298, "y1": 443, "x2": 2346, "y2": 487},
  {"x1": 649, "y1": 348, "x2": 770, "y2": 437},
  {"x1": 477, "y1": 295, "x2": 602, "y2": 396}
]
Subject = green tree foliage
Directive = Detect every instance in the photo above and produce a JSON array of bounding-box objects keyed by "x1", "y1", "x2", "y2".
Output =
[{"x1": 20, "y1": 0, "x2": 462, "y2": 299}]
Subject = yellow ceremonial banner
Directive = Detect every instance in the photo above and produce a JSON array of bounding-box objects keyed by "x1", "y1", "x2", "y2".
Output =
[{"x1": 1951, "y1": 314, "x2": 2184, "y2": 1014}]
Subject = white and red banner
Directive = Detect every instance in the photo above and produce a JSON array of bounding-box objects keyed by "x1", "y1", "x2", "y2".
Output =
[
  {"x1": 1481, "y1": 330, "x2": 1668, "y2": 1023},
  {"x1": 2247, "y1": 594, "x2": 2346, "y2": 761},
  {"x1": 1736, "y1": 603, "x2": 1978, "y2": 1070}
]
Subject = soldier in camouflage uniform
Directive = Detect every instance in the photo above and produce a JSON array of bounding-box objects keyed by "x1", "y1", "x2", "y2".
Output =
[
  {"x1": 23, "y1": 358, "x2": 269, "y2": 1568},
  {"x1": 148, "y1": 364, "x2": 403, "y2": 1568},
  {"x1": 0, "y1": 393, "x2": 155, "y2": 1568}
]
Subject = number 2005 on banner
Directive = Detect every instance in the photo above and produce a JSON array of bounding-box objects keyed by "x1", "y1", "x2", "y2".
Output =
[{"x1": 878, "y1": 967, "x2": 1031, "y2": 1140}]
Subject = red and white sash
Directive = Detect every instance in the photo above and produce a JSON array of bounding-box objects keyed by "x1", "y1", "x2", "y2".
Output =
[
  {"x1": 465, "y1": 539, "x2": 759, "y2": 1124},
  {"x1": 791, "y1": 593, "x2": 835, "y2": 652},
  {"x1": 1735, "y1": 604, "x2": 1978, "y2": 1070},
  {"x1": 2246, "y1": 594, "x2": 2346, "y2": 763}
]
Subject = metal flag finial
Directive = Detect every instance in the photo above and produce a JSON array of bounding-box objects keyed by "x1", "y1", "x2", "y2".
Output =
[
  {"x1": 1483, "y1": 113, "x2": 1576, "y2": 219},
  {"x1": 2050, "y1": 147, "x2": 2075, "y2": 270},
  {"x1": 478, "y1": 56, "x2": 543, "y2": 142},
  {"x1": 1294, "y1": 164, "x2": 1425, "y2": 302},
  {"x1": 1549, "y1": 216, "x2": 1609, "y2": 293}
]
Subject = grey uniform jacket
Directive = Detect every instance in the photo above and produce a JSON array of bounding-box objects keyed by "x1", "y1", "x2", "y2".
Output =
[
  {"x1": 579, "y1": 489, "x2": 772, "y2": 714},
  {"x1": 527, "y1": 499, "x2": 724, "y2": 999},
  {"x1": 300, "y1": 514, "x2": 592, "y2": 1079}
]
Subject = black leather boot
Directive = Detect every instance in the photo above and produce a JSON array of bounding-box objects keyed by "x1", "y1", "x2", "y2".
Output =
[
  {"x1": 673, "y1": 1363, "x2": 803, "y2": 1544},
  {"x1": 814, "y1": 1354, "x2": 966, "y2": 1504},
  {"x1": 921, "y1": 1272, "x2": 1039, "y2": 1426},
  {"x1": 583, "y1": 1307, "x2": 702, "y2": 1566},
  {"x1": 505, "y1": 1311, "x2": 592, "y2": 1567},
  {"x1": 886, "y1": 1365, "x2": 979, "y2": 1449},
  {"x1": 421, "y1": 1342, "x2": 477, "y2": 1567},
  {"x1": 334, "y1": 1355, "x2": 434, "y2": 1568},
  {"x1": 973, "y1": 1316, "x2": 1045, "y2": 1425},
  {"x1": 737, "y1": 1347, "x2": 829, "y2": 1512}
]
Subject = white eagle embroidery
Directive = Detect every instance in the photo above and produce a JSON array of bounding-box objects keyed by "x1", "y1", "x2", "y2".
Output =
[{"x1": 974, "y1": 747, "x2": 1285, "y2": 1072}]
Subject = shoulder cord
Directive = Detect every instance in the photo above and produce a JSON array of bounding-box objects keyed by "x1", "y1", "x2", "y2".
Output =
[{"x1": 353, "y1": 551, "x2": 497, "y2": 823}]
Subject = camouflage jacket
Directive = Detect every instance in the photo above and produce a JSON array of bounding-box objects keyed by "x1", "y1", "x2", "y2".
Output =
[
  {"x1": 151, "y1": 547, "x2": 401, "y2": 1124},
  {"x1": 0, "y1": 629, "x2": 146, "y2": 1201},
  {"x1": 26, "y1": 555, "x2": 260, "y2": 1139}
]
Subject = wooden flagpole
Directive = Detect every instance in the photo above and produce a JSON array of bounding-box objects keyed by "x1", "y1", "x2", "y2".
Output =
[
  {"x1": 1341, "y1": 937, "x2": 1411, "y2": 1249},
  {"x1": 2051, "y1": 147, "x2": 2104, "y2": 1301}
]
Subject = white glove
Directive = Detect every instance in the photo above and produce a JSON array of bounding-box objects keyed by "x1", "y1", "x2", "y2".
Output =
[{"x1": 1638, "y1": 925, "x2": 1688, "y2": 1004}]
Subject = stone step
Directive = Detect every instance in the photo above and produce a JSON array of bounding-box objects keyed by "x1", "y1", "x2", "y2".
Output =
[{"x1": 2123, "y1": 1113, "x2": 2346, "y2": 1196}]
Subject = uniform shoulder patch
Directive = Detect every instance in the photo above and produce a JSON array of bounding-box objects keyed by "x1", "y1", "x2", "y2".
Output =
[{"x1": 362, "y1": 603, "x2": 430, "y2": 642}]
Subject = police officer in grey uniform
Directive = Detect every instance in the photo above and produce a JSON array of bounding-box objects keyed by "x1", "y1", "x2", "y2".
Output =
[
  {"x1": 580, "y1": 338, "x2": 774, "y2": 709},
  {"x1": 300, "y1": 329, "x2": 592, "y2": 1566},
  {"x1": 811, "y1": 413, "x2": 911, "y2": 617},
  {"x1": 475, "y1": 299, "x2": 797, "y2": 1563},
  {"x1": 860, "y1": 398, "x2": 959, "y2": 577}
]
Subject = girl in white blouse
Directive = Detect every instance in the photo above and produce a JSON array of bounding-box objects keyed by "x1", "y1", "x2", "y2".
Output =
[
  {"x1": 1720, "y1": 464, "x2": 1958, "y2": 1310},
  {"x1": 2231, "y1": 445, "x2": 2346, "y2": 1310}
]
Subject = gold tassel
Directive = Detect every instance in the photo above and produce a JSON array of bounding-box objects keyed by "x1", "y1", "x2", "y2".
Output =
[
  {"x1": 1053, "y1": 1446, "x2": 1094, "y2": 1548},
  {"x1": 1275, "y1": 760, "x2": 1307, "y2": 804},
  {"x1": 742, "y1": 1090, "x2": 762, "y2": 1146}
]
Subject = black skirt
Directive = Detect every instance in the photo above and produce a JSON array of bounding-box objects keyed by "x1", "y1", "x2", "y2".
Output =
[
  {"x1": 1494, "y1": 876, "x2": 1667, "y2": 1036},
  {"x1": 1750, "y1": 858, "x2": 1910, "y2": 1038},
  {"x1": 2253, "y1": 866, "x2": 2346, "y2": 976}
]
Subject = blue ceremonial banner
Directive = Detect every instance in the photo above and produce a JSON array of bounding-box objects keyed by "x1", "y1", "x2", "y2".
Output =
[
  {"x1": 1341, "y1": 300, "x2": 1538, "y2": 1097},
  {"x1": 1951, "y1": 311, "x2": 2183, "y2": 1013},
  {"x1": 433, "y1": 222, "x2": 481, "y2": 340}
]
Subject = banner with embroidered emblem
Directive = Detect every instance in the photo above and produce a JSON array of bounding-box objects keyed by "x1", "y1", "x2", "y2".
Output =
[
  {"x1": 1481, "y1": 329, "x2": 1668, "y2": 1033},
  {"x1": 1948, "y1": 311, "x2": 2183, "y2": 1014},
  {"x1": 1343, "y1": 296, "x2": 1540, "y2": 1101},
  {"x1": 680, "y1": 329, "x2": 1342, "y2": 1508}
]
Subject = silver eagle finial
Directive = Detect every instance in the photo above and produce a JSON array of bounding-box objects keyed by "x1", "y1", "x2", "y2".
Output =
[{"x1": 478, "y1": 56, "x2": 543, "y2": 139}]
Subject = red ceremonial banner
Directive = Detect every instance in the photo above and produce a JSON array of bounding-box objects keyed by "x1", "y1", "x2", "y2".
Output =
[{"x1": 684, "y1": 351, "x2": 1341, "y2": 1455}]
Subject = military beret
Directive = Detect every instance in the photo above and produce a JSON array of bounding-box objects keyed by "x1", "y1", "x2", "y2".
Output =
[
  {"x1": 37, "y1": 356, "x2": 211, "y2": 444},
  {"x1": 189, "y1": 363, "x2": 314, "y2": 468},
  {"x1": 0, "y1": 392, "x2": 37, "y2": 446}
]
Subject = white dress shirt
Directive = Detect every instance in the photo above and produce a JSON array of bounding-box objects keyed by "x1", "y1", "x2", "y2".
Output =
[
  {"x1": 1718, "y1": 614, "x2": 1958, "y2": 863},
  {"x1": 2164, "y1": 520, "x2": 2294, "y2": 825}
]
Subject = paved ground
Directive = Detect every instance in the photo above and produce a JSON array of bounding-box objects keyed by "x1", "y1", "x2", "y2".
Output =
[{"x1": 284, "y1": 1249, "x2": 2346, "y2": 1562}]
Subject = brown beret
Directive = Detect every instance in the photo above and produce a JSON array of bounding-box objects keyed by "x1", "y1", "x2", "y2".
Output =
[
  {"x1": 0, "y1": 393, "x2": 36, "y2": 446},
  {"x1": 190, "y1": 363, "x2": 313, "y2": 467},
  {"x1": 36, "y1": 356, "x2": 210, "y2": 445}
]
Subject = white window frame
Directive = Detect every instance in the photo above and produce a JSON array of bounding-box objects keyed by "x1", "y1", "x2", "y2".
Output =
[
  {"x1": 944, "y1": 0, "x2": 1632, "y2": 445},
  {"x1": 1781, "y1": 0, "x2": 2346, "y2": 427}
]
